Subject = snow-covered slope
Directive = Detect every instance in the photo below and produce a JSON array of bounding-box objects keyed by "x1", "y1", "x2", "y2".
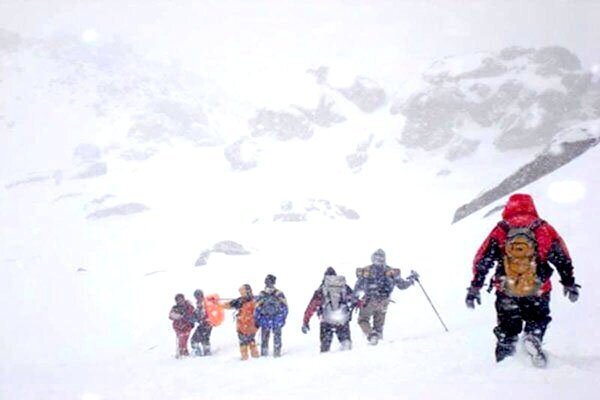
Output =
[
  {"x1": 2, "y1": 1, "x2": 600, "y2": 399},
  {"x1": 2, "y1": 130, "x2": 598, "y2": 400}
]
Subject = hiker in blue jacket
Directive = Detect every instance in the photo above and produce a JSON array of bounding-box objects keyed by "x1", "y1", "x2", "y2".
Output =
[{"x1": 254, "y1": 274, "x2": 288, "y2": 357}]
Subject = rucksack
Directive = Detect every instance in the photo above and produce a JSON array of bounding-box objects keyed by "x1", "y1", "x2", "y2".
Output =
[
  {"x1": 254, "y1": 290, "x2": 288, "y2": 329},
  {"x1": 321, "y1": 275, "x2": 350, "y2": 325},
  {"x1": 355, "y1": 266, "x2": 400, "y2": 298},
  {"x1": 498, "y1": 219, "x2": 543, "y2": 297},
  {"x1": 204, "y1": 294, "x2": 225, "y2": 327}
]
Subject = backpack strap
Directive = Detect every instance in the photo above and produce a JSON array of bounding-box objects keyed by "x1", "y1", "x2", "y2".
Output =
[
  {"x1": 528, "y1": 219, "x2": 544, "y2": 231},
  {"x1": 356, "y1": 266, "x2": 371, "y2": 278},
  {"x1": 497, "y1": 220, "x2": 510, "y2": 232},
  {"x1": 497, "y1": 219, "x2": 544, "y2": 232}
]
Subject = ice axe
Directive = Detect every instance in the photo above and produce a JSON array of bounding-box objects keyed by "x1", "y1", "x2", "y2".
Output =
[{"x1": 411, "y1": 270, "x2": 449, "y2": 332}]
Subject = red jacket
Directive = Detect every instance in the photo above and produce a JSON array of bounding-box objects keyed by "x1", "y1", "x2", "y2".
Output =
[
  {"x1": 471, "y1": 193, "x2": 575, "y2": 295},
  {"x1": 169, "y1": 301, "x2": 195, "y2": 333}
]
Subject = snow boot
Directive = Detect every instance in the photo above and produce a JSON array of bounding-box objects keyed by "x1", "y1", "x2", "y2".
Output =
[
  {"x1": 495, "y1": 341, "x2": 516, "y2": 362},
  {"x1": 249, "y1": 342, "x2": 260, "y2": 358},
  {"x1": 261, "y1": 345, "x2": 269, "y2": 357},
  {"x1": 341, "y1": 340, "x2": 352, "y2": 351},
  {"x1": 191, "y1": 343, "x2": 202, "y2": 357},
  {"x1": 203, "y1": 345, "x2": 211, "y2": 356},
  {"x1": 523, "y1": 334, "x2": 547, "y2": 368},
  {"x1": 368, "y1": 332, "x2": 379, "y2": 346},
  {"x1": 240, "y1": 345, "x2": 249, "y2": 361}
]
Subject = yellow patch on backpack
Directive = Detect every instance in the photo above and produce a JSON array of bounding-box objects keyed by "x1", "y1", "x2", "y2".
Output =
[
  {"x1": 385, "y1": 268, "x2": 400, "y2": 278},
  {"x1": 356, "y1": 267, "x2": 371, "y2": 278},
  {"x1": 503, "y1": 235, "x2": 540, "y2": 297}
]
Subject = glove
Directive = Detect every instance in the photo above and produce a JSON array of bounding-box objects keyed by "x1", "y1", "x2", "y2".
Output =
[
  {"x1": 301, "y1": 324, "x2": 310, "y2": 334},
  {"x1": 465, "y1": 286, "x2": 481, "y2": 309},
  {"x1": 408, "y1": 270, "x2": 420, "y2": 283},
  {"x1": 563, "y1": 283, "x2": 581, "y2": 303},
  {"x1": 355, "y1": 298, "x2": 365, "y2": 309}
]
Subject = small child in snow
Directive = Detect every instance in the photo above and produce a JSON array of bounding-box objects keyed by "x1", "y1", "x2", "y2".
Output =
[
  {"x1": 222, "y1": 284, "x2": 259, "y2": 360},
  {"x1": 190, "y1": 289, "x2": 212, "y2": 356},
  {"x1": 169, "y1": 293, "x2": 195, "y2": 358}
]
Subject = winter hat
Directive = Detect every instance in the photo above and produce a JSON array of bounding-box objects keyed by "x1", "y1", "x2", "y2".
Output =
[
  {"x1": 193, "y1": 289, "x2": 204, "y2": 299},
  {"x1": 324, "y1": 267, "x2": 337, "y2": 276},
  {"x1": 265, "y1": 274, "x2": 277, "y2": 286},
  {"x1": 240, "y1": 284, "x2": 253, "y2": 297},
  {"x1": 371, "y1": 249, "x2": 386, "y2": 266},
  {"x1": 175, "y1": 293, "x2": 185, "y2": 302}
]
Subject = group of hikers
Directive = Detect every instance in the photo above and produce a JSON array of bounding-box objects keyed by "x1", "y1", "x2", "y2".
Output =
[
  {"x1": 169, "y1": 252, "x2": 419, "y2": 360},
  {"x1": 169, "y1": 193, "x2": 580, "y2": 367}
]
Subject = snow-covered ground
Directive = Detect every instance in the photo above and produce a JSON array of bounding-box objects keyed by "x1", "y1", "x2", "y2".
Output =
[{"x1": 1, "y1": 1, "x2": 600, "y2": 399}]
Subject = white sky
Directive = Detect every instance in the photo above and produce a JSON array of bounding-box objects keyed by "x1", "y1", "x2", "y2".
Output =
[{"x1": 1, "y1": 0, "x2": 599, "y2": 82}]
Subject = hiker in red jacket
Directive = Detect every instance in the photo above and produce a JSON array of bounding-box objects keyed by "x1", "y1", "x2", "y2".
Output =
[
  {"x1": 169, "y1": 293, "x2": 195, "y2": 358},
  {"x1": 302, "y1": 267, "x2": 356, "y2": 352},
  {"x1": 465, "y1": 193, "x2": 580, "y2": 367}
]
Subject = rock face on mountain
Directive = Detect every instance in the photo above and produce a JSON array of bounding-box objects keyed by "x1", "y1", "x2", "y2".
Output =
[
  {"x1": 195, "y1": 241, "x2": 251, "y2": 266},
  {"x1": 272, "y1": 199, "x2": 360, "y2": 222},
  {"x1": 453, "y1": 120, "x2": 600, "y2": 223},
  {"x1": 394, "y1": 46, "x2": 600, "y2": 160}
]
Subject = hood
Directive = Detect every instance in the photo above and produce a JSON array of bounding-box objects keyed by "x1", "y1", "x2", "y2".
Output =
[
  {"x1": 502, "y1": 193, "x2": 539, "y2": 220},
  {"x1": 265, "y1": 274, "x2": 276, "y2": 287},
  {"x1": 371, "y1": 249, "x2": 386, "y2": 266},
  {"x1": 324, "y1": 267, "x2": 337, "y2": 277}
]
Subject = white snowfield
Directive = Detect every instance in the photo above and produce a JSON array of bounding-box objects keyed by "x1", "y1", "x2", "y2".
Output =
[{"x1": 1, "y1": 1, "x2": 600, "y2": 399}]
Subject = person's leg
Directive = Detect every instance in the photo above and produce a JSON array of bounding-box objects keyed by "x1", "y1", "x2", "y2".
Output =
[
  {"x1": 273, "y1": 327, "x2": 282, "y2": 357},
  {"x1": 177, "y1": 331, "x2": 191, "y2": 357},
  {"x1": 249, "y1": 333, "x2": 259, "y2": 358},
  {"x1": 523, "y1": 294, "x2": 552, "y2": 341},
  {"x1": 522, "y1": 294, "x2": 551, "y2": 367},
  {"x1": 337, "y1": 323, "x2": 352, "y2": 350},
  {"x1": 238, "y1": 332, "x2": 249, "y2": 360},
  {"x1": 320, "y1": 323, "x2": 334, "y2": 352},
  {"x1": 201, "y1": 325, "x2": 212, "y2": 355},
  {"x1": 358, "y1": 300, "x2": 375, "y2": 338},
  {"x1": 494, "y1": 293, "x2": 523, "y2": 361},
  {"x1": 261, "y1": 328, "x2": 271, "y2": 356},
  {"x1": 372, "y1": 299, "x2": 389, "y2": 339},
  {"x1": 190, "y1": 326, "x2": 203, "y2": 356}
]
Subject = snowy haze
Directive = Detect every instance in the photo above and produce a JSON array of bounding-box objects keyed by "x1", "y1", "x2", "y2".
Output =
[{"x1": 1, "y1": 1, "x2": 600, "y2": 399}]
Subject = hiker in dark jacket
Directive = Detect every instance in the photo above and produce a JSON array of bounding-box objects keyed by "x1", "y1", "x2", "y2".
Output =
[
  {"x1": 303, "y1": 267, "x2": 356, "y2": 352},
  {"x1": 255, "y1": 274, "x2": 288, "y2": 357},
  {"x1": 354, "y1": 249, "x2": 418, "y2": 345},
  {"x1": 466, "y1": 193, "x2": 580, "y2": 366},
  {"x1": 190, "y1": 289, "x2": 212, "y2": 356},
  {"x1": 168, "y1": 293, "x2": 195, "y2": 358}
]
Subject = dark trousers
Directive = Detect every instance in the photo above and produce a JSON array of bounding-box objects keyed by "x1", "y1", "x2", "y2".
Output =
[
  {"x1": 191, "y1": 323, "x2": 212, "y2": 355},
  {"x1": 260, "y1": 327, "x2": 282, "y2": 356},
  {"x1": 320, "y1": 322, "x2": 351, "y2": 352},
  {"x1": 494, "y1": 292, "x2": 552, "y2": 344},
  {"x1": 191, "y1": 323, "x2": 212, "y2": 346}
]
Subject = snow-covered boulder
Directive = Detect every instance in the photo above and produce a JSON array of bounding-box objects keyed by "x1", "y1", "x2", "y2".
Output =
[{"x1": 395, "y1": 46, "x2": 600, "y2": 159}]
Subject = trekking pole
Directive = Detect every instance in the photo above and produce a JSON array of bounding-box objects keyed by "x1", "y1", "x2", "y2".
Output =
[{"x1": 411, "y1": 271, "x2": 449, "y2": 332}]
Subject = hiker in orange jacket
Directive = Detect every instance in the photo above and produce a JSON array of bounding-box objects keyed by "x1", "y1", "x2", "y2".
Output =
[{"x1": 222, "y1": 284, "x2": 259, "y2": 360}]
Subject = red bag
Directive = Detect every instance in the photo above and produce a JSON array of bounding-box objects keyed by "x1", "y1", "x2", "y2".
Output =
[{"x1": 204, "y1": 294, "x2": 225, "y2": 327}]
